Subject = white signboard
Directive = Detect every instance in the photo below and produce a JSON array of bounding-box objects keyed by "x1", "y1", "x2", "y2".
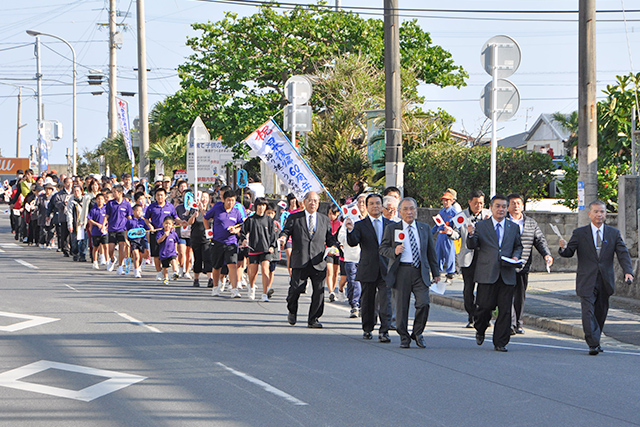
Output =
[{"x1": 186, "y1": 117, "x2": 234, "y2": 184}]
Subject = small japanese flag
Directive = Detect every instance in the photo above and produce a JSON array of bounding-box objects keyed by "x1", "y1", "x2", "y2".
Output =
[
  {"x1": 341, "y1": 204, "x2": 360, "y2": 223},
  {"x1": 181, "y1": 226, "x2": 189, "y2": 232},
  {"x1": 277, "y1": 200, "x2": 288, "y2": 210},
  {"x1": 451, "y1": 212, "x2": 467, "y2": 227},
  {"x1": 205, "y1": 229, "x2": 214, "y2": 239},
  {"x1": 2, "y1": 209, "x2": 9, "y2": 215},
  {"x1": 190, "y1": 202, "x2": 198, "y2": 209},
  {"x1": 394, "y1": 229, "x2": 406, "y2": 243},
  {"x1": 433, "y1": 214, "x2": 445, "y2": 227}
]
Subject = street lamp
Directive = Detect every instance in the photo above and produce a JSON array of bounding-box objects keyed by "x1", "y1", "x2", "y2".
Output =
[{"x1": 26, "y1": 30, "x2": 77, "y2": 176}]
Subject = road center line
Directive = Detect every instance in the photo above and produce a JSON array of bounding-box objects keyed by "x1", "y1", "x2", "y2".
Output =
[
  {"x1": 216, "y1": 362, "x2": 308, "y2": 406},
  {"x1": 15, "y1": 259, "x2": 38, "y2": 269},
  {"x1": 64, "y1": 284, "x2": 80, "y2": 292},
  {"x1": 114, "y1": 311, "x2": 162, "y2": 334}
]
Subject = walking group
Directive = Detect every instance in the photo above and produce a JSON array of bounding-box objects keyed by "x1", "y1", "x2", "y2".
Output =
[{"x1": 3, "y1": 169, "x2": 634, "y2": 355}]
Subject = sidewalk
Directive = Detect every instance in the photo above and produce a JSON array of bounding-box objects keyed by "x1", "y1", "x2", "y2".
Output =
[{"x1": 432, "y1": 271, "x2": 640, "y2": 348}]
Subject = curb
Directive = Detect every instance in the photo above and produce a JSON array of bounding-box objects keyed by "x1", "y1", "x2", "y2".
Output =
[{"x1": 430, "y1": 294, "x2": 585, "y2": 340}]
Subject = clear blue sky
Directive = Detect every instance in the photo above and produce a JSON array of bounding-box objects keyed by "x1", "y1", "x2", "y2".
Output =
[{"x1": 0, "y1": 0, "x2": 638, "y2": 166}]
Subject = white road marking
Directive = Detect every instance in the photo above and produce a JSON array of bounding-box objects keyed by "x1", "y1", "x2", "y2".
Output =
[
  {"x1": 429, "y1": 331, "x2": 640, "y2": 356},
  {"x1": 65, "y1": 284, "x2": 80, "y2": 292},
  {"x1": 0, "y1": 243, "x2": 21, "y2": 248},
  {"x1": 324, "y1": 302, "x2": 352, "y2": 313},
  {"x1": 115, "y1": 311, "x2": 162, "y2": 333},
  {"x1": 0, "y1": 360, "x2": 146, "y2": 402},
  {"x1": 0, "y1": 311, "x2": 59, "y2": 332},
  {"x1": 217, "y1": 362, "x2": 308, "y2": 406},
  {"x1": 0, "y1": 248, "x2": 5, "y2": 253},
  {"x1": 15, "y1": 259, "x2": 38, "y2": 269}
]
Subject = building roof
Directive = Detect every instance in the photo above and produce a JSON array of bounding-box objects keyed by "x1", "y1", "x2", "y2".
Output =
[{"x1": 525, "y1": 113, "x2": 572, "y2": 143}]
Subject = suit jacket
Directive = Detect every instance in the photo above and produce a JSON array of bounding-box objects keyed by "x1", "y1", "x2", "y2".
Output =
[
  {"x1": 347, "y1": 216, "x2": 390, "y2": 282},
  {"x1": 379, "y1": 220, "x2": 440, "y2": 288},
  {"x1": 449, "y1": 207, "x2": 490, "y2": 268},
  {"x1": 467, "y1": 218, "x2": 523, "y2": 285},
  {"x1": 558, "y1": 224, "x2": 633, "y2": 297},
  {"x1": 280, "y1": 210, "x2": 336, "y2": 271}
]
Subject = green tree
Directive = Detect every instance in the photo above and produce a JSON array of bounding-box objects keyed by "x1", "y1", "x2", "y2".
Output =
[
  {"x1": 153, "y1": 3, "x2": 467, "y2": 156},
  {"x1": 79, "y1": 134, "x2": 138, "y2": 178},
  {"x1": 556, "y1": 72, "x2": 639, "y2": 209},
  {"x1": 148, "y1": 134, "x2": 187, "y2": 173},
  {"x1": 405, "y1": 144, "x2": 555, "y2": 207}
]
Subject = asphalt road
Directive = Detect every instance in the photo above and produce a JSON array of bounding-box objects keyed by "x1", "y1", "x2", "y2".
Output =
[{"x1": 1, "y1": 217, "x2": 640, "y2": 426}]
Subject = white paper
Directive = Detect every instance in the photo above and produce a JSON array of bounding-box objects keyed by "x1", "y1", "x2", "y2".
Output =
[
  {"x1": 546, "y1": 263, "x2": 551, "y2": 274},
  {"x1": 394, "y1": 229, "x2": 406, "y2": 243},
  {"x1": 501, "y1": 256, "x2": 525, "y2": 265},
  {"x1": 549, "y1": 223, "x2": 564, "y2": 240},
  {"x1": 430, "y1": 280, "x2": 446, "y2": 295},
  {"x1": 77, "y1": 227, "x2": 85, "y2": 241}
]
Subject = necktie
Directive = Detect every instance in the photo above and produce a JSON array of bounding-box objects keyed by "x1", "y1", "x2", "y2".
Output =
[
  {"x1": 308, "y1": 214, "x2": 315, "y2": 238},
  {"x1": 596, "y1": 229, "x2": 602, "y2": 257},
  {"x1": 374, "y1": 218, "x2": 381, "y2": 244},
  {"x1": 408, "y1": 225, "x2": 420, "y2": 268},
  {"x1": 495, "y1": 223, "x2": 501, "y2": 247}
]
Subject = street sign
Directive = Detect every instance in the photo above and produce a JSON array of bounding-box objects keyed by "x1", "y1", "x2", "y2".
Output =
[
  {"x1": 480, "y1": 79, "x2": 521, "y2": 122},
  {"x1": 39, "y1": 120, "x2": 62, "y2": 141},
  {"x1": 481, "y1": 35, "x2": 521, "y2": 79},
  {"x1": 284, "y1": 105, "x2": 312, "y2": 131},
  {"x1": 577, "y1": 181, "x2": 585, "y2": 211},
  {"x1": 285, "y1": 75, "x2": 312, "y2": 104}
]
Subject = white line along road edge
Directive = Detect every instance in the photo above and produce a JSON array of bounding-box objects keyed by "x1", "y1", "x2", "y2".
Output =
[
  {"x1": 15, "y1": 259, "x2": 38, "y2": 269},
  {"x1": 216, "y1": 362, "x2": 308, "y2": 406}
]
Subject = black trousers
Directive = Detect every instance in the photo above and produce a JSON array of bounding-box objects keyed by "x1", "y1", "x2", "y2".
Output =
[
  {"x1": 192, "y1": 240, "x2": 212, "y2": 274},
  {"x1": 40, "y1": 223, "x2": 54, "y2": 245},
  {"x1": 511, "y1": 272, "x2": 529, "y2": 329},
  {"x1": 361, "y1": 275, "x2": 389, "y2": 334},
  {"x1": 461, "y1": 265, "x2": 477, "y2": 322},
  {"x1": 580, "y1": 273, "x2": 609, "y2": 348},
  {"x1": 394, "y1": 265, "x2": 430, "y2": 344},
  {"x1": 59, "y1": 222, "x2": 71, "y2": 255},
  {"x1": 475, "y1": 278, "x2": 514, "y2": 348},
  {"x1": 287, "y1": 263, "x2": 326, "y2": 324}
]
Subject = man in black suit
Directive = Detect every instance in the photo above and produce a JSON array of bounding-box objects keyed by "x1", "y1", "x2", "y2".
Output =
[
  {"x1": 345, "y1": 193, "x2": 391, "y2": 343},
  {"x1": 559, "y1": 200, "x2": 634, "y2": 355},
  {"x1": 467, "y1": 194, "x2": 523, "y2": 352},
  {"x1": 379, "y1": 197, "x2": 440, "y2": 349},
  {"x1": 279, "y1": 191, "x2": 337, "y2": 328}
]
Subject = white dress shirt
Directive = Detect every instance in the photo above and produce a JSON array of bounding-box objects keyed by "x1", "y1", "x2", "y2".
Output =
[
  {"x1": 491, "y1": 217, "x2": 506, "y2": 247},
  {"x1": 304, "y1": 210, "x2": 317, "y2": 234},
  {"x1": 591, "y1": 222, "x2": 604, "y2": 249},
  {"x1": 400, "y1": 220, "x2": 420, "y2": 263}
]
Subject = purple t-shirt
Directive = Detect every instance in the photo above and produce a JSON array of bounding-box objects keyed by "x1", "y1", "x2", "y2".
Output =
[
  {"x1": 126, "y1": 217, "x2": 149, "y2": 233},
  {"x1": 145, "y1": 201, "x2": 178, "y2": 230},
  {"x1": 105, "y1": 199, "x2": 133, "y2": 232},
  {"x1": 204, "y1": 202, "x2": 244, "y2": 245},
  {"x1": 87, "y1": 205, "x2": 107, "y2": 237},
  {"x1": 157, "y1": 228, "x2": 178, "y2": 260}
]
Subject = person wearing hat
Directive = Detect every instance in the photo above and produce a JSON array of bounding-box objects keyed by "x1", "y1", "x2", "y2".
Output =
[
  {"x1": 432, "y1": 190, "x2": 460, "y2": 284},
  {"x1": 37, "y1": 182, "x2": 56, "y2": 248}
]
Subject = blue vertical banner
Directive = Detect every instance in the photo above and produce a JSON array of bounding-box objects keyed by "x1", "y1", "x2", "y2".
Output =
[
  {"x1": 38, "y1": 128, "x2": 48, "y2": 173},
  {"x1": 115, "y1": 96, "x2": 135, "y2": 169},
  {"x1": 577, "y1": 180, "x2": 585, "y2": 211}
]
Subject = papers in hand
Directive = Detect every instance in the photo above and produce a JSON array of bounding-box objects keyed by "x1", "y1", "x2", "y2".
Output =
[
  {"x1": 549, "y1": 223, "x2": 564, "y2": 240},
  {"x1": 501, "y1": 256, "x2": 525, "y2": 266},
  {"x1": 324, "y1": 247, "x2": 339, "y2": 258},
  {"x1": 430, "y1": 280, "x2": 446, "y2": 295}
]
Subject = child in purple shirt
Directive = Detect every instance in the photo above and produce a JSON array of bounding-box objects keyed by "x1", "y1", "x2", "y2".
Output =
[
  {"x1": 156, "y1": 216, "x2": 179, "y2": 285},
  {"x1": 87, "y1": 193, "x2": 108, "y2": 270},
  {"x1": 125, "y1": 204, "x2": 150, "y2": 278}
]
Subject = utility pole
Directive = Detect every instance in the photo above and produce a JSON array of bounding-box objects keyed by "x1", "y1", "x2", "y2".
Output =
[
  {"x1": 384, "y1": 0, "x2": 403, "y2": 194},
  {"x1": 35, "y1": 36, "x2": 43, "y2": 169},
  {"x1": 137, "y1": 0, "x2": 150, "y2": 179},
  {"x1": 335, "y1": 0, "x2": 341, "y2": 11},
  {"x1": 578, "y1": 0, "x2": 597, "y2": 225},
  {"x1": 108, "y1": 0, "x2": 118, "y2": 139},
  {"x1": 16, "y1": 87, "x2": 22, "y2": 157}
]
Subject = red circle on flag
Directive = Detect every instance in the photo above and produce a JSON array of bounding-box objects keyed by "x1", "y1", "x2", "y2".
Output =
[
  {"x1": 398, "y1": 232, "x2": 405, "y2": 240},
  {"x1": 342, "y1": 207, "x2": 348, "y2": 215},
  {"x1": 351, "y1": 208, "x2": 358, "y2": 215},
  {"x1": 456, "y1": 216, "x2": 465, "y2": 224}
]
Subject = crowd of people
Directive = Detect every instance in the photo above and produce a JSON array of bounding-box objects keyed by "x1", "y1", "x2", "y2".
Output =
[{"x1": 2, "y1": 170, "x2": 633, "y2": 354}]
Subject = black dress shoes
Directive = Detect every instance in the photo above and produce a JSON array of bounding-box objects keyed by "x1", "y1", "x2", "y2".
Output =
[
  {"x1": 287, "y1": 313, "x2": 296, "y2": 325},
  {"x1": 494, "y1": 346, "x2": 508, "y2": 352},
  {"x1": 378, "y1": 332, "x2": 391, "y2": 343},
  {"x1": 510, "y1": 327, "x2": 517, "y2": 336},
  {"x1": 363, "y1": 332, "x2": 373, "y2": 340},
  {"x1": 588, "y1": 347, "x2": 599, "y2": 355},
  {"x1": 465, "y1": 321, "x2": 474, "y2": 328},
  {"x1": 597, "y1": 345, "x2": 603, "y2": 353},
  {"x1": 308, "y1": 320, "x2": 323, "y2": 329},
  {"x1": 476, "y1": 332, "x2": 485, "y2": 346},
  {"x1": 400, "y1": 341, "x2": 410, "y2": 348},
  {"x1": 411, "y1": 333, "x2": 426, "y2": 348}
]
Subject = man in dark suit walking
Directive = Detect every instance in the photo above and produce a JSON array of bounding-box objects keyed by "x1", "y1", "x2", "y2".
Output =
[
  {"x1": 558, "y1": 200, "x2": 634, "y2": 355},
  {"x1": 379, "y1": 197, "x2": 440, "y2": 349},
  {"x1": 279, "y1": 191, "x2": 337, "y2": 329},
  {"x1": 345, "y1": 193, "x2": 391, "y2": 343},
  {"x1": 467, "y1": 194, "x2": 523, "y2": 352}
]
